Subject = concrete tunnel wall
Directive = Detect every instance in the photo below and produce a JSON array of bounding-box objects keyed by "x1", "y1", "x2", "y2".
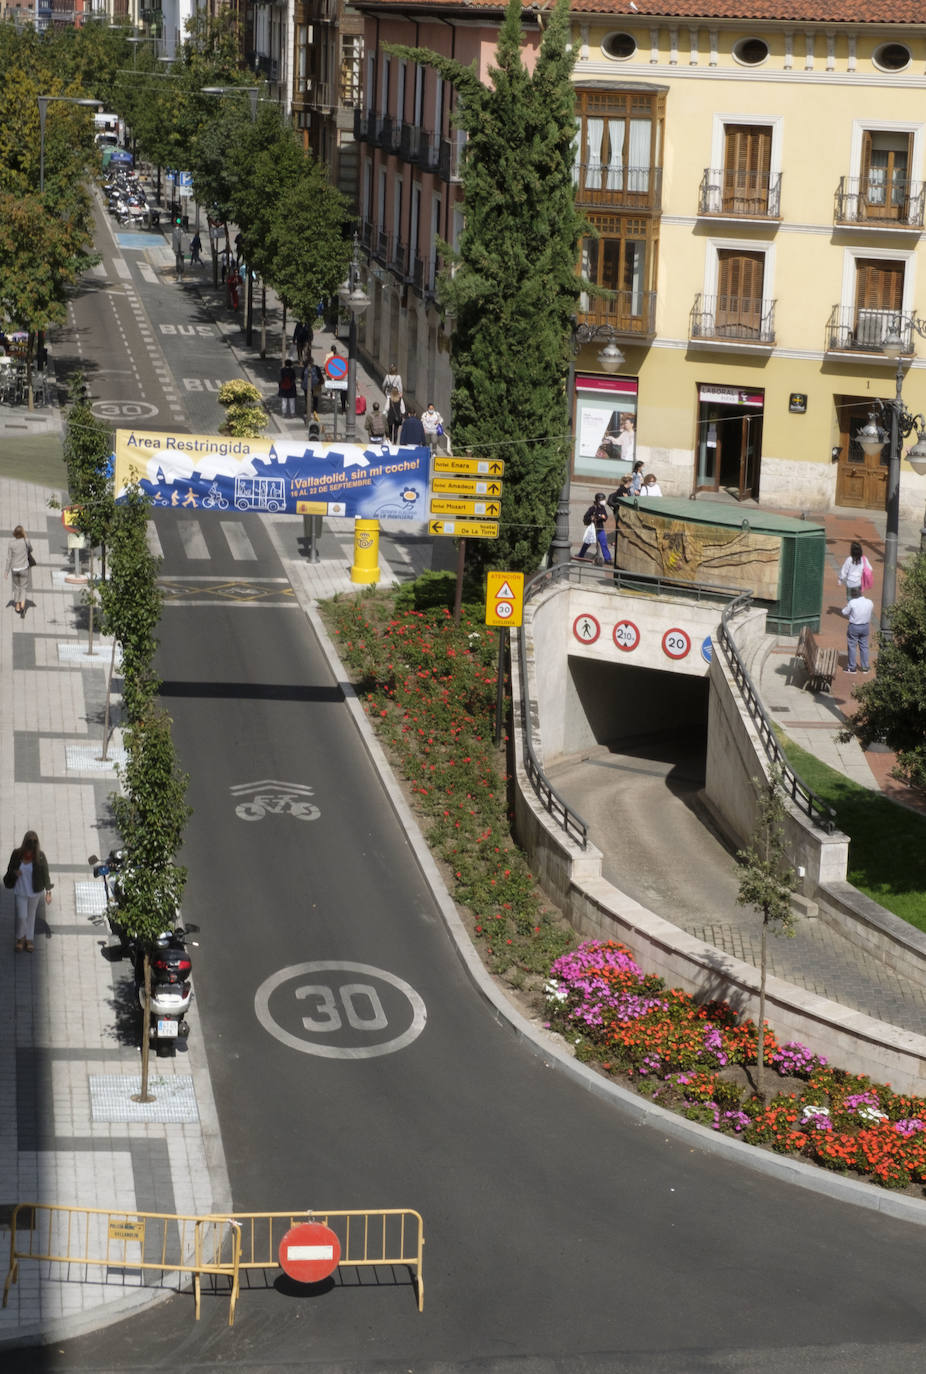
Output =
[{"x1": 565, "y1": 656, "x2": 710, "y2": 758}]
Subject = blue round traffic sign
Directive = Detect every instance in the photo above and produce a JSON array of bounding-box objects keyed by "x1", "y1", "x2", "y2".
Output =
[{"x1": 324, "y1": 356, "x2": 348, "y2": 381}]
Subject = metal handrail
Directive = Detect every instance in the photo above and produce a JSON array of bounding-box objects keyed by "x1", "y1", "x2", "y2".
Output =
[
  {"x1": 718, "y1": 593, "x2": 837, "y2": 833},
  {"x1": 520, "y1": 564, "x2": 589, "y2": 848}
]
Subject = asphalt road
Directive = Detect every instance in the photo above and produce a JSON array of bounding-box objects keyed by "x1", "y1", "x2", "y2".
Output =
[{"x1": 17, "y1": 204, "x2": 926, "y2": 1374}]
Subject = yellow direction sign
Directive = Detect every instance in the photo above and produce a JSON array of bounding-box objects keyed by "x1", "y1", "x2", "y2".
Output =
[
  {"x1": 432, "y1": 456, "x2": 505, "y2": 477},
  {"x1": 430, "y1": 498, "x2": 502, "y2": 519},
  {"x1": 429, "y1": 518, "x2": 499, "y2": 539},
  {"x1": 431, "y1": 477, "x2": 504, "y2": 497},
  {"x1": 485, "y1": 571, "x2": 524, "y2": 628}
]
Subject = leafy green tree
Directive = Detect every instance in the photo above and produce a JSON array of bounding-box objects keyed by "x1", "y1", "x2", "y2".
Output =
[
  {"x1": 218, "y1": 378, "x2": 268, "y2": 436},
  {"x1": 736, "y1": 770, "x2": 797, "y2": 1101},
  {"x1": 99, "y1": 485, "x2": 163, "y2": 728},
  {"x1": 389, "y1": 0, "x2": 585, "y2": 576},
  {"x1": 112, "y1": 704, "x2": 192, "y2": 1098},
  {"x1": 63, "y1": 379, "x2": 115, "y2": 655},
  {"x1": 841, "y1": 553, "x2": 926, "y2": 792}
]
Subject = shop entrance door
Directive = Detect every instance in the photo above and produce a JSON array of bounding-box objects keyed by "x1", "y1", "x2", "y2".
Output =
[
  {"x1": 835, "y1": 397, "x2": 889, "y2": 508},
  {"x1": 696, "y1": 400, "x2": 762, "y2": 499}
]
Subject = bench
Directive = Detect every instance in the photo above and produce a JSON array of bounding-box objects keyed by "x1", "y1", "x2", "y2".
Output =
[{"x1": 795, "y1": 625, "x2": 839, "y2": 693}]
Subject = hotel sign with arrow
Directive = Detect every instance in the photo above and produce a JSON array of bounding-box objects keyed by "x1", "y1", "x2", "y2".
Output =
[
  {"x1": 428, "y1": 453, "x2": 502, "y2": 538},
  {"x1": 428, "y1": 518, "x2": 499, "y2": 539}
]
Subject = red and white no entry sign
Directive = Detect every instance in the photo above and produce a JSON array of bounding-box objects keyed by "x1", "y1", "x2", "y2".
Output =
[{"x1": 278, "y1": 1221, "x2": 341, "y2": 1284}]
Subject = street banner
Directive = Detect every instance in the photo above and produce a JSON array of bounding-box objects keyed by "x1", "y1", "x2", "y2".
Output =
[{"x1": 112, "y1": 429, "x2": 432, "y2": 520}]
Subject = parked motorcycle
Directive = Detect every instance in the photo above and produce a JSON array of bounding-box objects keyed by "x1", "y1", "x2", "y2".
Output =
[{"x1": 89, "y1": 851, "x2": 199, "y2": 1057}]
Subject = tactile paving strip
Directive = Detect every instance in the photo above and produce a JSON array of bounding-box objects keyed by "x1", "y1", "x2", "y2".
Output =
[{"x1": 89, "y1": 1075, "x2": 199, "y2": 1123}]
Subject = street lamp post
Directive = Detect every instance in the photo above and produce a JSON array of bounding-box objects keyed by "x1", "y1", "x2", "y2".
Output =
[
  {"x1": 856, "y1": 321, "x2": 926, "y2": 636},
  {"x1": 552, "y1": 322, "x2": 626, "y2": 565},
  {"x1": 338, "y1": 235, "x2": 371, "y2": 443}
]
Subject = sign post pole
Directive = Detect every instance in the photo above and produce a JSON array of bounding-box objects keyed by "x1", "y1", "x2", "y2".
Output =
[
  {"x1": 494, "y1": 628, "x2": 506, "y2": 748},
  {"x1": 453, "y1": 538, "x2": 466, "y2": 626}
]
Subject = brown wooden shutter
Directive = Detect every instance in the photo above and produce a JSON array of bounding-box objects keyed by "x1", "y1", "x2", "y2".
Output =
[
  {"x1": 856, "y1": 259, "x2": 904, "y2": 310},
  {"x1": 717, "y1": 250, "x2": 764, "y2": 333},
  {"x1": 723, "y1": 126, "x2": 772, "y2": 213}
]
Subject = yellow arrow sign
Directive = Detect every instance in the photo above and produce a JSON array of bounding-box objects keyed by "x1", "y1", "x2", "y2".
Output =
[
  {"x1": 429, "y1": 519, "x2": 499, "y2": 539},
  {"x1": 430, "y1": 499, "x2": 502, "y2": 518},
  {"x1": 431, "y1": 477, "x2": 504, "y2": 497},
  {"x1": 432, "y1": 456, "x2": 506, "y2": 477}
]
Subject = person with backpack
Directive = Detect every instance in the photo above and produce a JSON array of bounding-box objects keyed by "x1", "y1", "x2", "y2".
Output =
[
  {"x1": 838, "y1": 540, "x2": 873, "y2": 599},
  {"x1": 574, "y1": 494, "x2": 611, "y2": 564},
  {"x1": 278, "y1": 359, "x2": 297, "y2": 417},
  {"x1": 386, "y1": 388, "x2": 405, "y2": 443},
  {"x1": 365, "y1": 401, "x2": 388, "y2": 440}
]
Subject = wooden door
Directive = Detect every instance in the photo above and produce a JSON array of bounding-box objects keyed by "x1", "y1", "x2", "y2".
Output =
[
  {"x1": 723, "y1": 125, "x2": 771, "y2": 215},
  {"x1": 861, "y1": 131, "x2": 911, "y2": 221},
  {"x1": 835, "y1": 398, "x2": 890, "y2": 508},
  {"x1": 717, "y1": 250, "x2": 764, "y2": 337}
]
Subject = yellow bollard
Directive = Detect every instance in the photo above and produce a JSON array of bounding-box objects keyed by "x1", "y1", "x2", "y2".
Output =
[{"x1": 350, "y1": 518, "x2": 381, "y2": 585}]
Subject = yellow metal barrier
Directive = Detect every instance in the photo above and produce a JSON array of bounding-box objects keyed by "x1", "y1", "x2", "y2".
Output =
[
  {"x1": 223, "y1": 1209, "x2": 425, "y2": 1322},
  {"x1": 3, "y1": 1203, "x2": 239, "y2": 1321},
  {"x1": 4, "y1": 1205, "x2": 424, "y2": 1327}
]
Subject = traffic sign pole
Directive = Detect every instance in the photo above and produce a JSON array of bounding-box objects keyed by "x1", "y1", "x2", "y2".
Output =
[{"x1": 494, "y1": 627, "x2": 506, "y2": 748}]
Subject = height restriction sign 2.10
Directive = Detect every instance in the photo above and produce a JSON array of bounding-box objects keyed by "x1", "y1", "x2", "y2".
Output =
[{"x1": 485, "y1": 571, "x2": 524, "y2": 627}]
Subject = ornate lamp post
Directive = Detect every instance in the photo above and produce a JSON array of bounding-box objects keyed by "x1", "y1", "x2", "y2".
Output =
[
  {"x1": 856, "y1": 320, "x2": 926, "y2": 635},
  {"x1": 338, "y1": 235, "x2": 371, "y2": 442},
  {"x1": 551, "y1": 322, "x2": 626, "y2": 565}
]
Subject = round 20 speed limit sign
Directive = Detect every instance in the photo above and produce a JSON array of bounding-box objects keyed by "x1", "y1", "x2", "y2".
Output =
[
  {"x1": 612, "y1": 620, "x2": 640, "y2": 653},
  {"x1": 662, "y1": 627, "x2": 691, "y2": 660}
]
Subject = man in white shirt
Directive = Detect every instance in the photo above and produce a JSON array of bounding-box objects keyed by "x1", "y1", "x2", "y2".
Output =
[{"x1": 840, "y1": 589, "x2": 874, "y2": 673}]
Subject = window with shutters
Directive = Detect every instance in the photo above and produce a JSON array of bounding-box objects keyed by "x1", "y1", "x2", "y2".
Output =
[
  {"x1": 717, "y1": 249, "x2": 765, "y2": 336},
  {"x1": 723, "y1": 126, "x2": 773, "y2": 215},
  {"x1": 578, "y1": 213, "x2": 657, "y2": 337},
  {"x1": 835, "y1": 124, "x2": 925, "y2": 228},
  {"x1": 862, "y1": 131, "x2": 911, "y2": 217},
  {"x1": 854, "y1": 258, "x2": 904, "y2": 346}
]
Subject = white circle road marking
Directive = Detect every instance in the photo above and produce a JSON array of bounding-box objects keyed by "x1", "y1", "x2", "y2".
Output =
[
  {"x1": 254, "y1": 961, "x2": 427, "y2": 1059},
  {"x1": 91, "y1": 400, "x2": 159, "y2": 420}
]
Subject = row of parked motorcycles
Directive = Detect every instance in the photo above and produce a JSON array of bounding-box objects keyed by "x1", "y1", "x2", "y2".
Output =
[
  {"x1": 89, "y1": 851, "x2": 198, "y2": 1057},
  {"x1": 104, "y1": 170, "x2": 158, "y2": 228}
]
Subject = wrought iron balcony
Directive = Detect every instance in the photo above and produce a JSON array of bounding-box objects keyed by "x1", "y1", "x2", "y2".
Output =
[
  {"x1": 690, "y1": 294, "x2": 776, "y2": 345},
  {"x1": 825, "y1": 305, "x2": 914, "y2": 355},
  {"x1": 399, "y1": 122, "x2": 421, "y2": 162},
  {"x1": 389, "y1": 238, "x2": 408, "y2": 277},
  {"x1": 379, "y1": 115, "x2": 400, "y2": 155},
  {"x1": 834, "y1": 177, "x2": 925, "y2": 229},
  {"x1": 573, "y1": 164, "x2": 662, "y2": 212},
  {"x1": 698, "y1": 169, "x2": 781, "y2": 220},
  {"x1": 578, "y1": 292, "x2": 657, "y2": 340}
]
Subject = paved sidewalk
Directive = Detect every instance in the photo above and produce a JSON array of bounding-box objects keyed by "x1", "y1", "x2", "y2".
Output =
[{"x1": 0, "y1": 477, "x2": 229, "y2": 1347}]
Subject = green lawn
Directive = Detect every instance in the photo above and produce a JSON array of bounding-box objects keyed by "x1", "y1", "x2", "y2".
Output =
[
  {"x1": 779, "y1": 735, "x2": 926, "y2": 930},
  {"x1": 0, "y1": 433, "x2": 68, "y2": 488}
]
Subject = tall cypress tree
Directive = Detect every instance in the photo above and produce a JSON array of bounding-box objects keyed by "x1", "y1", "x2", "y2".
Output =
[{"x1": 390, "y1": 0, "x2": 583, "y2": 576}]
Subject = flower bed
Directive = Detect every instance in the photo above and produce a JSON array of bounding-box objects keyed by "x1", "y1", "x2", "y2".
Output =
[{"x1": 547, "y1": 940, "x2": 926, "y2": 1191}]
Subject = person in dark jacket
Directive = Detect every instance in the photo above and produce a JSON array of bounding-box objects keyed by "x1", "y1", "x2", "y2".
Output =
[
  {"x1": 278, "y1": 359, "x2": 297, "y2": 417},
  {"x1": 292, "y1": 320, "x2": 311, "y2": 364},
  {"x1": 5, "y1": 829, "x2": 52, "y2": 952},
  {"x1": 574, "y1": 493, "x2": 612, "y2": 564},
  {"x1": 386, "y1": 388, "x2": 405, "y2": 443},
  {"x1": 365, "y1": 402, "x2": 388, "y2": 440},
  {"x1": 399, "y1": 405, "x2": 426, "y2": 446}
]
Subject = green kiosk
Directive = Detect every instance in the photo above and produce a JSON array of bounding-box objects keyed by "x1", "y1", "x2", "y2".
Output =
[{"x1": 615, "y1": 497, "x2": 826, "y2": 634}]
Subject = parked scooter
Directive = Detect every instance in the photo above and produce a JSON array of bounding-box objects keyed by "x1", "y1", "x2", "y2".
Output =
[{"x1": 89, "y1": 851, "x2": 199, "y2": 1057}]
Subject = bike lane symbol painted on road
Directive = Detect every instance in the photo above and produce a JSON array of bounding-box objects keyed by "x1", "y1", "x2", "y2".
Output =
[
  {"x1": 231, "y1": 780, "x2": 320, "y2": 822},
  {"x1": 255, "y1": 962, "x2": 428, "y2": 1058}
]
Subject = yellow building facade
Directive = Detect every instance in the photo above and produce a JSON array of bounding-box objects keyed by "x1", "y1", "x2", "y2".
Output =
[{"x1": 570, "y1": 7, "x2": 926, "y2": 521}]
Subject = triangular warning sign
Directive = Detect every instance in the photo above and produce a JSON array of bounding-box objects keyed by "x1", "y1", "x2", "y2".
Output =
[{"x1": 495, "y1": 580, "x2": 515, "y2": 599}]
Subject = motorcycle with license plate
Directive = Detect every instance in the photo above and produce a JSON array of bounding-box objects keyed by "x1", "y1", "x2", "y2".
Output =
[{"x1": 89, "y1": 850, "x2": 199, "y2": 1057}]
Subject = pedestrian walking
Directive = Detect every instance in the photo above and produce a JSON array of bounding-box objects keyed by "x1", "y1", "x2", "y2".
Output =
[
  {"x1": 639, "y1": 473, "x2": 663, "y2": 497},
  {"x1": 227, "y1": 266, "x2": 241, "y2": 311},
  {"x1": 293, "y1": 320, "x2": 311, "y2": 365},
  {"x1": 310, "y1": 362, "x2": 323, "y2": 420},
  {"x1": 399, "y1": 405, "x2": 426, "y2": 446},
  {"x1": 278, "y1": 359, "x2": 297, "y2": 417},
  {"x1": 5, "y1": 523, "x2": 33, "y2": 618},
  {"x1": 574, "y1": 494, "x2": 612, "y2": 564},
  {"x1": 839, "y1": 587, "x2": 874, "y2": 673},
  {"x1": 421, "y1": 402, "x2": 444, "y2": 453},
  {"x1": 365, "y1": 401, "x2": 388, "y2": 440},
  {"x1": 387, "y1": 388, "x2": 405, "y2": 443},
  {"x1": 838, "y1": 540, "x2": 874, "y2": 599},
  {"x1": 629, "y1": 460, "x2": 645, "y2": 496},
  {"x1": 382, "y1": 364, "x2": 403, "y2": 402},
  {"x1": 219, "y1": 246, "x2": 231, "y2": 284},
  {"x1": 189, "y1": 232, "x2": 202, "y2": 265},
  {"x1": 4, "y1": 829, "x2": 53, "y2": 953}
]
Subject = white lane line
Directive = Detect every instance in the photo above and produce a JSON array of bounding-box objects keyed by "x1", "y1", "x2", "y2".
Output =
[
  {"x1": 146, "y1": 521, "x2": 163, "y2": 559},
  {"x1": 178, "y1": 521, "x2": 210, "y2": 560},
  {"x1": 138, "y1": 264, "x2": 158, "y2": 284},
  {"x1": 113, "y1": 258, "x2": 131, "y2": 279},
  {"x1": 219, "y1": 523, "x2": 258, "y2": 560}
]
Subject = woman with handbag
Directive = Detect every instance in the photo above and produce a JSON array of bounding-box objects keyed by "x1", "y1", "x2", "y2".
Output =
[
  {"x1": 4, "y1": 829, "x2": 53, "y2": 952},
  {"x1": 5, "y1": 523, "x2": 33, "y2": 619}
]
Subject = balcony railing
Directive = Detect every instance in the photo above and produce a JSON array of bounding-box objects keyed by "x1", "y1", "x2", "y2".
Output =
[
  {"x1": 690, "y1": 294, "x2": 776, "y2": 344},
  {"x1": 573, "y1": 164, "x2": 663, "y2": 212},
  {"x1": 380, "y1": 114, "x2": 400, "y2": 154},
  {"x1": 374, "y1": 227, "x2": 392, "y2": 264},
  {"x1": 825, "y1": 305, "x2": 914, "y2": 355},
  {"x1": 834, "y1": 176, "x2": 925, "y2": 229},
  {"x1": 578, "y1": 291, "x2": 657, "y2": 339},
  {"x1": 698, "y1": 169, "x2": 781, "y2": 219},
  {"x1": 354, "y1": 108, "x2": 372, "y2": 142},
  {"x1": 399, "y1": 121, "x2": 421, "y2": 162},
  {"x1": 390, "y1": 237, "x2": 408, "y2": 277}
]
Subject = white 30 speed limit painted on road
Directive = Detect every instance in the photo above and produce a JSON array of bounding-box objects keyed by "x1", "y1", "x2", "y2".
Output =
[{"x1": 254, "y1": 961, "x2": 427, "y2": 1058}]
